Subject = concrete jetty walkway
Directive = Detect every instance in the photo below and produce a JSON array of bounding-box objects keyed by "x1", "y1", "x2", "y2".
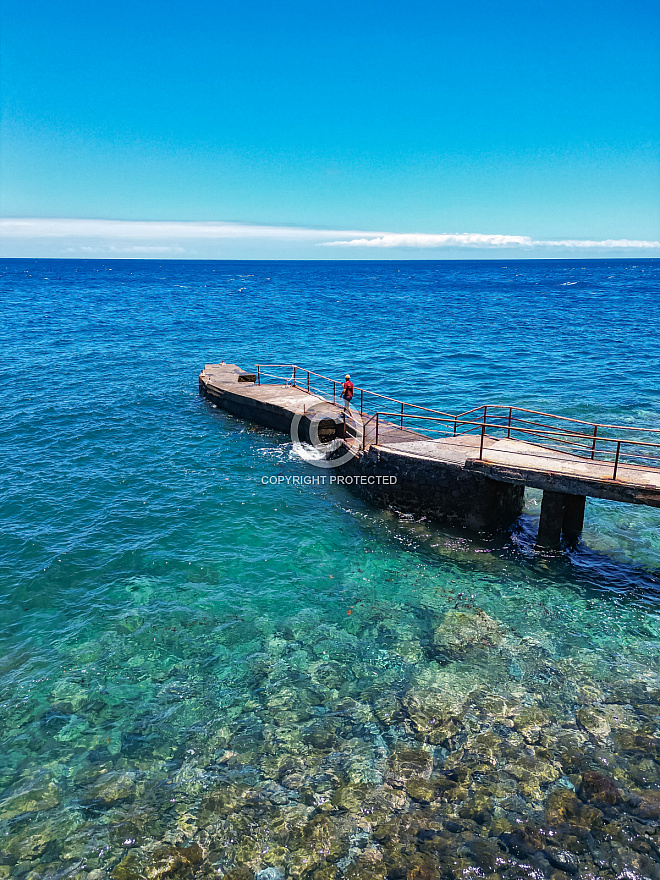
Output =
[{"x1": 199, "y1": 362, "x2": 660, "y2": 547}]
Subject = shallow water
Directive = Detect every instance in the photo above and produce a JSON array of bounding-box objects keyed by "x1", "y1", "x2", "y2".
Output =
[{"x1": 1, "y1": 259, "x2": 660, "y2": 879}]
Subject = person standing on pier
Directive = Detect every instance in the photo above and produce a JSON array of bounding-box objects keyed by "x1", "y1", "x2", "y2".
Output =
[{"x1": 341, "y1": 374, "x2": 354, "y2": 410}]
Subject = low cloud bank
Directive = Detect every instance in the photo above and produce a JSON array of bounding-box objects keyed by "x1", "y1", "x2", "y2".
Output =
[
  {"x1": 1, "y1": 218, "x2": 658, "y2": 257},
  {"x1": 322, "y1": 232, "x2": 660, "y2": 249}
]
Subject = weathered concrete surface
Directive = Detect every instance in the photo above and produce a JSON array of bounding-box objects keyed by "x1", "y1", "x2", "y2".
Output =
[
  {"x1": 199, "y1": 363, "x2": 660, "y2": 538},
  {"x1": 200, "y1": 364, "x2": 324, "y2": 434}
]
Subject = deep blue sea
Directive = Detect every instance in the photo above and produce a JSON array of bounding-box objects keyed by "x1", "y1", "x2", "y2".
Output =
[{"x1": 1, "y1": 259, "x2": 660, "y2": 880}]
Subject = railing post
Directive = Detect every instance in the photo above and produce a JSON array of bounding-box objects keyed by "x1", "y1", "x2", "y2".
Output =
[
  {"x1": 591, "y1": 425, "x2": 598, "y2": 459},
  {"x1": 479, "y1": 423, "x2": 485, "y2": 460},
  {"x1": 307, "y1": 371, "x2": 310, "y2": 393},
  {"x1": 453, "y1": 417, "x2": 457, "y2": 436},
  {"x1": 333, "y1": 381, "x2": 336, "y2": 404},
  {"x1": 612, "y1": 441, "x2": 621, "y2": 480},
  {"x1": 293, "y1": 365, "x2": 297, "y2": 387},
  {"x1": 360, "y1": 389, "x2": 363, "y2": 416},
  {"x1": 507, "y1": 407, "x2": 512, "y2": 439},
  {"x1": 400, "y1": 402, "x2": 404, "y2": 429},
  {"x1": 257, "y1": 365, "x2": 260, "y2": 385},
  {"x1": 376, "y1": 413, "x2": 379, "y2": 446}
]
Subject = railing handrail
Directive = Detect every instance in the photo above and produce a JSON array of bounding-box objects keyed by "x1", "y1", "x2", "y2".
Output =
[
  {"x1": 367, "y1": 410, "x2": 660, "y2": 479},
  {"x1": 455, "y1": 403, "x2": 660, "y2": 437},
  {"x1": 255, "y1": 364, "x2": 660, "y2": 436},
  {"x1": 300, "y1": 368, "x2": 455, "y2": 416},
  {"x1": 255, "y1": 363, "x2": 455, "y2": 418},
  {"x1": 371, "y1": 411, "x2": 660, "y2": 450},
  {"x1": 253, "y1": 363, "x2": 660, "y2": 473}
]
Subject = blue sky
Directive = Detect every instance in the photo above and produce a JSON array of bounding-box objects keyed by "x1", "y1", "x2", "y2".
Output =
[{"x1": 1, "y1": 0, "x2": 659, "y2": 258}]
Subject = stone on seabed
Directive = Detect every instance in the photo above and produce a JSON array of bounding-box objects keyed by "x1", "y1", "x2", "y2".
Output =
[
  {"x1": 576, "y1": 706, "x2": 612, "y2": 738},
  {"x1": 402, "y1": 686, "x2": 465, "y2": 744},
  {"x1": 82, "y1": 770, "x2": 137, "y2": 805},
  {"x1": 432, "y1": 608, "x2": 507, "y2": 660}
]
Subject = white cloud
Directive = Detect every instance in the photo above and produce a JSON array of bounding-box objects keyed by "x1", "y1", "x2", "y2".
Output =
[
  {"x1": 535, "y1": 238, "x2": 660, "y2": 249},
  {"x1": 322, "y1": 232, "x2": 533, "y2": 248},
  {"x1": 322, "y1": 232, "x2": 660, "y2": 249},
  {"x1": 1, "y1": 217, "x2": 658, "y2": 257},
  {"x1": 68, "y1": 243, "x2": 186, "y2": 254},
  {"x1": 0, "y1": 217, "x2": 362, "y2": 242}
]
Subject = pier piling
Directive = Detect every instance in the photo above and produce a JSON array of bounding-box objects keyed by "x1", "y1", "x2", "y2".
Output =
[{"x1": 537, "y1": 490, "x2": 587, "y2": 548}]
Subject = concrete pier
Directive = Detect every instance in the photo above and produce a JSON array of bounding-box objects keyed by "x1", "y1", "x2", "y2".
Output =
[{"x1": 199, "y1": 363, "x2": 660, "y2": 543}]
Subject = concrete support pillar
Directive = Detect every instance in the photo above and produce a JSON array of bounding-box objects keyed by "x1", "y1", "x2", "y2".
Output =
[
  {"x1": 537, "y1": 490, "x2": 566, "y2": 548},
  {"x1": 562, "y1": 494, "x2": 586, "y2": 544},
  {"x1": 537, "y1": 490, "x2": 586, "y2": 548}
]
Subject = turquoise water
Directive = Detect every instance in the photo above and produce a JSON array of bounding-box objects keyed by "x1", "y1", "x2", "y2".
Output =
[{"x1": 1, "y1": 259, "x2": 660, "y2": 879}]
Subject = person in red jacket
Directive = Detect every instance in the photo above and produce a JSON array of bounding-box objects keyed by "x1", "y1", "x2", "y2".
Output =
[{"x1": 341, "y1": 374, "x2": 354, "y2": 410}]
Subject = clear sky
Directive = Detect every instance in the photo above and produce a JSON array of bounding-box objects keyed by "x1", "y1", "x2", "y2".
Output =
[{"x1": 1, "y1": 0, "x2": 659, "y2": 258}]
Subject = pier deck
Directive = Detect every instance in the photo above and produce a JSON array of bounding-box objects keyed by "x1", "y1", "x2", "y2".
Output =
[{"x1": 199, "y1": 362, "x2": 660, "y2": 545}]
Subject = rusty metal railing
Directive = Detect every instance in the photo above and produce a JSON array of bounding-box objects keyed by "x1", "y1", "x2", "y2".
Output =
[
  {"x1": 255, "y1": 363, "x2": 454, "y2": 421},
  {"x1": 254, "y1": 364, "x2": 660, "y2": 483},
  {"x1": 369, "y1": 410, "x2": 660, "y2": 481}
]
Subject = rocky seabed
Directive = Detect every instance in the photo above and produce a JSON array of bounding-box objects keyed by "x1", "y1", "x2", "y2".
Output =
[{"x1": 2, "y1": 602, "x2": 660, "y2": 880}]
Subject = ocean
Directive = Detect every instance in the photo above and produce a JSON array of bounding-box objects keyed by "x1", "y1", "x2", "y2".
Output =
[{"x1": 1, "y1": 258, "x2": 660, "y2": 879}]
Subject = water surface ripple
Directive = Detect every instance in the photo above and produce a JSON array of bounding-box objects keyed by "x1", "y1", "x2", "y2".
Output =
[{"x1": 1, "y1": 259, "x2": 660, "y2": 880}]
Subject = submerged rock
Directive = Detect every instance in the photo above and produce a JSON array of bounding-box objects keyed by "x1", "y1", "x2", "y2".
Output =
[
  {"x1": 82, "y1": 770, "x2": 137, "y2": 805},
  {"x1": 405, "y1": 778, "x2": 436, "y2": 803},
  {"x1": 458, "y1": 792, "x2": 493, "y2": 825},
  {"x1": 460, "y1": 837, "x2": 500, "y2": 873},
  {"x1": 308, "y1": 866, "x2": 338, "y2": 880},
  {"x1": 632, "y1": 789, "x2": 660, "y2": 820},
  {"x1": 255, "y1": 869, "x2": 284, "y2": 880},
  {"x1": 513, "y1": 706, "x2": 553, "y2": 744},
  {"x1": 262, "y1": 847, "x2": 289, "y2": 868},
  {"x1": 544, "y1": 845, "x2": 580, "y2": 874},
  {"x1": 344, "y1": 853, "x2": 387, "y2": 880},
  {"x1": 387, "y1": 744, "x2": 433, "y2": 780},
  {"x1": 303, "y1": 717, "x2": 341, "y2": 749},
  {"x1": 545, "y1": 787, "x2": 604, "y2": 831},
  {"x1": 576, "y1": 706, "x2": 611, "y2": 739},
  {"x1": 145, "y1": 843, "x2": 203, "y2": 879},
  {"x1": 112, "y1": 853, "x2": 146, "y2": 880},
  {"x1": 223, "y1": 869, "x2": 255, "y2": 880},
  {"x1": 287, "y1": 847, "x2": 322, "y2": 879},
  {"x1": 49, "y1": 680, "x2": 90, "y2": 714},
  {"x1": 332, "y1": 783, "x2": 370, "y2": 813},
  {"x1": 432, "y1": 609, "x2": 507, "y2": 661},
  {"x1": 3, "y1": 829, "x2": 53, "y2": 861},
  {"x1": 1, "y1": 771, "x2": 61, "y2": 819},
  {"x1": 402, "y1": 687, "x2": 465, "y2": 744},
  {"x1": 578, "y1": 771, "x2": 621, "y2": 806},
  {"x1": 500, "y1": 825, "x2": 544, "y2": 859},
  {"x1": 612, "y1": 726, "x2": 659, "y2": 757},
  {"x1": 310, "y1": 661, "x2": 346, "y2": 690},
  {"x1": 372, "y1": 693, "x2": 404, "y2": 725}
]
